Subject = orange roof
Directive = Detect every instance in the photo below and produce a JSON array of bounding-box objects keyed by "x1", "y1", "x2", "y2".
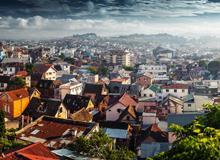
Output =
[
  {"x1": 16, "y1": 71, "x2": 28, "y2": 77},
  {"x1": 148, "y1": 123, "x2": 162, "y2": 132},
  {"x1": 5, "y1": 88, "x2": 29, "y2": 101},
  {"x1": 2, "y1": 143, "x2": 59, "y2": 160},
  {"x1": 119, "y1": 93, "x2": 137, "y2": 107}
]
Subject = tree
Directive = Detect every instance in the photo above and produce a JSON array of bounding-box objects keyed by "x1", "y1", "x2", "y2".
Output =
[
  {"x1": 87, "y1": 66, "x2": 98, "y2": 75},
  {"x1": 8, "y1": 77, "x2": 26, "y2": 89},
  {"x1": 198, "y1": 60, "x2": 208, "y2": 69},
  {"x1": 69, "y1": 130, "x2": 135, "y2": 159},
  {"x1": 0, "y1": 110, "x2": 6, "y2": 138},
  {"x1": 122, "y1": 65, "x2": 134, "y2": 71},
  {"x1": 25, "y1": 63, "x2": 34, "y2": 74},
  {"x1": 148, "y1": 104, "x2": 220, "y2": 160},
  {"x1": 98, "y1": 66, "x2": 109, "y2": 76},
  {"x1": 207, "y1": 61, "x2": 220, "y2": 77}
]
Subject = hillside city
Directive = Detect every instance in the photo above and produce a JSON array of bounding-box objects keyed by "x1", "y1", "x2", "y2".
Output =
[{"x1": 0, "y1": 33, "x2": 220, "y2": 159}]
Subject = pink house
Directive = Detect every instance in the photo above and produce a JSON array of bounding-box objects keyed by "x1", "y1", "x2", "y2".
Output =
[{"x1": 106, "y1": 93, "x2": 137, "y2": 121}]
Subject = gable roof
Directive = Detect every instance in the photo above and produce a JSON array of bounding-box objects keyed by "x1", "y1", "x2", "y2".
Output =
[
  {"x1": 23, "y1": 97, "x2": 62, "y2": 119},
  {"x1": 118, "y1": 93, "x2": 137, "y2": 107},
  {"x1": 117, "y1": 105, "x2": 138, "y2": 122},
  {"x1": 16, "y1": 116, "x2": 98, "y2": 149},
  {"x1": 71, "y1": 108, "x2": 93, "y2": 122},
  {"x1": 33, "y1": 64, "x2": 56, "y2": 74},
  {"x1": 2, "y1": 142, "x2": 59, "y2": 160},
  {"x1": 83, "y1": 83, "x2": 104, "y2": 95},
  {"x1": 63, "y1": 94, "x2": 91, "y2": 113},
  {"x1": 4, "y1": 88, "x2": 29, "y2": 101}
]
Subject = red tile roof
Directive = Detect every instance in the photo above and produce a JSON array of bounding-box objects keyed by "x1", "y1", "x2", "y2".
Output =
[
  {"x1": 161, "y1": 83, "x2": 188, "y2": 89},
  {"x1": 5, "y1": 88, "x2": 29, "y2": 101},
  {"x1": 16, "y1": 71, "x2": 28, "y2": 77},
  {"x1": 1, "y1": 143, "x2": 59, "y2": 160},
  {"x1": 119, "y1": 93, "x2": 137, "y2": 107}
]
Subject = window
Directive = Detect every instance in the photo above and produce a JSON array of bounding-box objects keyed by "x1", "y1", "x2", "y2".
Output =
[
  {"x1": 149, "y1": 94, "x2": 153, "y2": 97},
  {"x1": 174, "y1": 89, "x2": 177, "y2": 93},
  {"x1": 182, "y1": 89, "x2": 185, "y2": 93},
  {"x1": 117, "y1": 109, "x2": 121, "y2": 113},
  {"x1": 144, "y1": 94, "x2": 147, "y2": 97},
  {"x1": 188, "y1": 104, "x2": 191, "y2": 107},
  {"x1": 127, "y1": 116, "x2": 130, "y2": 121},
  {"x1": 166, "y1": 89, "x2": 169, "y2": 92}
]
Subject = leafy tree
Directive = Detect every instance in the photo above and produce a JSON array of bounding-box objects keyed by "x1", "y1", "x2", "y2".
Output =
[
  {"x1": 0, "y1": 110, "x2": 6, "y2": 138},
  {"x1": 122, "y1": 65, "x2": 134, "y2": 71},
  {"x1": 8, "y1": 77, "x2": 26, "y2": 89},
  {"x1": 148, "y1": 104, "x2": 220, "y2": 160},
  {"x1": 69, "y1": 130, "x2": 135, "y2": 159},
  {"x1": 87, "y1": 66, "x2": 98, "y2": 74},
  {"x1": 198, "y1": 60, "x2": 208, "y2": 69},
  {"x1": 98, "y1": 66, "x2": 109, "y2": 76},
  {"x1": 25, "y1": 63, "x2": 34, "y2": 74},
  {"x1": 207, "y1": 61, "x2": 220, "y2": 77},
  {"x1": 59, "y1": 53, "x2": 66, "y2": 60}
]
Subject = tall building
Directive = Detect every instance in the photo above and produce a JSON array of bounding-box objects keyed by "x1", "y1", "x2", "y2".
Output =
[{"x1": 105, "y1": 50, "x2": 132, "y2": 66}]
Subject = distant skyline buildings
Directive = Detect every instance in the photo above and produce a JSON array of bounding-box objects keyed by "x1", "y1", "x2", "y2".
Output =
[{"x1": 1, "y1": 0, "x2": 220, "y2": 39}]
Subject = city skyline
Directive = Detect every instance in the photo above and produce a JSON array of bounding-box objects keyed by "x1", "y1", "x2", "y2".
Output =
[{"x1": 1, "y1": 0, "x2": 220, "y2": 39}]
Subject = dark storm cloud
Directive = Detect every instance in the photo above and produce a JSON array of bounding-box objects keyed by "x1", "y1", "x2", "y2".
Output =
[
  {"x1": 1, "y1": 0, "x2": 220, "y2": 39},
  {"x1": 1, "y1": 0, "x2": 220, "y2": 19}
]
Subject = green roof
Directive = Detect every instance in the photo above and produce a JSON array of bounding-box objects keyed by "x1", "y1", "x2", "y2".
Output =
[{"x1": 149, "y1": 84, "x2": 161, "y2": 93}]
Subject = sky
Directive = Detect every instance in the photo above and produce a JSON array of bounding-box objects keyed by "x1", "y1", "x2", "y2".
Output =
[{"x1": 1, "y1": 0, "x2": 220, "y2": 39}]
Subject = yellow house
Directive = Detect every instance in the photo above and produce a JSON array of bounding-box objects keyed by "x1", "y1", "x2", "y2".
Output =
[{"x1": 0, "y1": 88, "x2": 30, "y2": 118}]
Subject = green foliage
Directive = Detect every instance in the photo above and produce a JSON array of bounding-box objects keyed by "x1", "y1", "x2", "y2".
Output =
[
  {"x1": 98, "y1": 66, "x2": 109, "y2": 76},
  {"x1": 25, "y1": 63, "x2": 34, "y2": 74},
  {"x1": 106, "y1": 147, "x2": 136, "y2": 160},
  {"x1": 148, "y1": 104, "x2": 220, "y2": 160},
  {"x1": 207, "y1": 60, "x2": 220, "y2": 77},
  {"x1": 0, "y1": 138, "x2": 25, "y2": 152},
  {"x1": 198, "y1": 60, "x2": 208, "y2": 69},
  {"x1": 59, "y1": 53, "x2": 66, "y2": 60},
  {"x1": 69, "y1": 130, "x2": 135, "y2": 159},
  {"x1": 8, "y1": 77, "x2": 26, "y2": 88},
  {"x1": 87, "y1": 66, "x2": 98, "y2": 74},
  {"x1": 122, "y1": 65, "x2": 134, "y2": 71},
  {"x1": 0, "y1": 110, "x2": 6, "y2": 138}
]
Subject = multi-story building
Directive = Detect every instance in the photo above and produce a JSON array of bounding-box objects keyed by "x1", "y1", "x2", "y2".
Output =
[{"x1": 105, "y1": 50, "x2": 132, "y2": 67}]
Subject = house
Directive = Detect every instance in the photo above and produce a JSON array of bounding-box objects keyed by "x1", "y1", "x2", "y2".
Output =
[
  {"x1": 161, "y1": 83, "x2": 188, "y2": 98},
  {"x1": 1, "y1": 143, "x2": 59, "y2": 160},
  {"x1": 83, "y1": 83, "x2": 108, "y2": 106},
  {"x1": 183, "y1": 94, "x2": 212, "y2": 112},
  {"x1": 22, "y1": 97, "x2": 67, "y2": 125},
  {"x1": 137, "y1": 123, "x2": 169, "y2": 159},
  {"x1": 117, "y1": 105, "x2": 138, "y2": 124},
  {"x1": 33, "y1": 63, "x2": 57, "y2": 80},
  {"x1": 162, "y1": 94, "x2": 184, "y2": 114},
  {"x1": 141, "y1": 84, "x2": 162, "y2": 101},
  {"x1": 194, "y1": 84, "x2": 218, "y2": 96},
  {"x1": 0, "y1": 75, "x2": 10, "y2": 91},
  {"x1": 99, "y1": 121, "x2": 132, "y2": 146},
  {"x1": 36, "y1": 80, "x2": 61, "y2": 98},
  {"x1": 63, "y1": 94, "x2": 94, "y2": 117},
  {"x1": 59, "y1": 81, "x2": 83, "y2": 100},
  {"x1": 0, "y1": 88, "x2": 29, "y2": 118},
  {"x1": 141, "y1": 112, "x2": 159, "y2": 126},
  {"x1": 136, "y1": 74, "x2": 153, "y2": 88},
  {"x1": 16, "y1": 116, "x2": 99, "y2": 149},
  {"x1": 137, "y1": 98, "x2": 158, "y2": 113},
  {"x1": 106, "y1": 93, "x2": 137, "y2": 121}
]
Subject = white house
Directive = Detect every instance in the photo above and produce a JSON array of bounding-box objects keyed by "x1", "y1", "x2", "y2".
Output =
[
  {"x1": 141, "y1": 84, "x2": 163, "y2": 101},
  {"x1": 161, "y1": 83, "x2": 188, "y2": 98},
  {"x1": 59, "y1": 81, "x2": 83, "y2": 100}
]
